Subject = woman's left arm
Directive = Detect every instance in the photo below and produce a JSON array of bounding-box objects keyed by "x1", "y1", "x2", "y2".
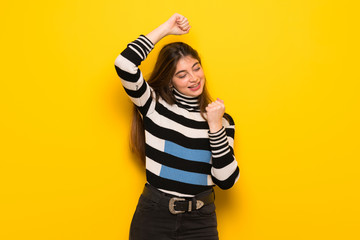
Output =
[{"x1": 207, "y1": 100, "x2": 240, "y2": 189}]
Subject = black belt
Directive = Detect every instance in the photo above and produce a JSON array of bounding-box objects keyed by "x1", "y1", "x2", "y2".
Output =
[{"x1": 142, "y1": 184, "x2": 215, "y2": 215}]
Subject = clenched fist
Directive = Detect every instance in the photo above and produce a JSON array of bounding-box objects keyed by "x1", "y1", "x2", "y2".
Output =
[
  {"x1": 164, "y1": 13, "x2": 191, "y2": 35},
  {"x1": 146, "y1": 13, "x2": 191, "y2": 45},
  {"x1": 205, "y1": 98, "x2": 225, "y2": 133}
]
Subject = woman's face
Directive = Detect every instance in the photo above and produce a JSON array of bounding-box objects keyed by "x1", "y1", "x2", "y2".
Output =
[{"x1": 171, "y1": 56, "x2": 205, "y2": 97}]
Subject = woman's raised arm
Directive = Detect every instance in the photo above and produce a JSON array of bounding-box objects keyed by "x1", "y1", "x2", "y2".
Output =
[
  {"x1": 146, "y1": 13, "x2": 191, "y2": 45},
  {"x1": 114, "y1": 13, "x2": 190, "y2": 116}
]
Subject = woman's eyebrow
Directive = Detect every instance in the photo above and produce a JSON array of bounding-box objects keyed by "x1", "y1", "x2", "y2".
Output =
[
  {"x1": 192, "y1": 62, "x2": 199, "y2": 68},
  {"x1": 175, "y1": 70, "x2": 186, "y2": 76},
  {"x1": 175, "y1": 62, "x2": 200, "y2": 76}
]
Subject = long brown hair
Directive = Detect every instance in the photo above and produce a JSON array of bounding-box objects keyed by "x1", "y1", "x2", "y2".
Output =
[{"x1": 130, "y1": 42, "x2": 212, "y2": 163}]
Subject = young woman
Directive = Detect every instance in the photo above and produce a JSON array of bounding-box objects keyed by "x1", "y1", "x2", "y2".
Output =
[{"x1": 114, "y1": 13, "x2": 239, "y2": 240}]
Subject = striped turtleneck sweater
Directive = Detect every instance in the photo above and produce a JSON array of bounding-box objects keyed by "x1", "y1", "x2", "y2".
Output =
[{"x1": 115, "y1": 35, "x2": 239, "y2": 196}]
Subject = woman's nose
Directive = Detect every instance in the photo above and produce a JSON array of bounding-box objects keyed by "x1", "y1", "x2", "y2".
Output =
[{"x1": 189, "y1": 73, "x2": 198, "y2": 82}]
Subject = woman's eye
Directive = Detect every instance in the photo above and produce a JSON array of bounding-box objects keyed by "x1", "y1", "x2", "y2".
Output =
[
  {"x1": 178, "y1": 74, "x2": 186, "y2": 78},
  {"x1": 194, "y1": 67, "x2": 201, "y2": 71}
]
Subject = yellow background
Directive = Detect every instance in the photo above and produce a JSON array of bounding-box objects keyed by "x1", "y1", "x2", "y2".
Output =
[{"x1": 1, "y1": 0, "x2": 359, "y2": 239}]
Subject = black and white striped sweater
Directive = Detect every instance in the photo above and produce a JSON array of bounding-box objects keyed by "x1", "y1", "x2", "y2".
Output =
[{"x1": 115, "y1": 35, "x2": 239, "y2": 196}]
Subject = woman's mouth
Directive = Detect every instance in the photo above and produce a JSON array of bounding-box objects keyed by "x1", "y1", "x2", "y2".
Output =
[{"x1": 188, "y1": 82, "x2": 200, "y2": 91}]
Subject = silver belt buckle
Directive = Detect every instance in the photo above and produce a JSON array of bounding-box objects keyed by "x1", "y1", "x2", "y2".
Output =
[{"x1": 169, "y1": 197, "x2": 185, "y2": 214}]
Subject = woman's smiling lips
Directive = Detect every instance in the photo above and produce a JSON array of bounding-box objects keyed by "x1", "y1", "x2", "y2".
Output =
[{"x1": 188, "y1": 82, "x2": 200, "y2": 91}]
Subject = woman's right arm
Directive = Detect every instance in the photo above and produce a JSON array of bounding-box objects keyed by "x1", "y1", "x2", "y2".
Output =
[
  {"x1": 146, "y1": 13, "x2": 190, "y2": 45},
  {"x1": 114, "y1": 34, "x2": 154, "y2": 116},
  {"x1": 114, "y1": 14, "x2": 190, "y2": 116}
]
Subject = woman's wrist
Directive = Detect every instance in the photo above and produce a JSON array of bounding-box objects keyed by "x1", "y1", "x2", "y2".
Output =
[
  {"x1": 145, "y1": 23, "x2": 169, "y2": 45},
  {"x1": 208, "y1": 122, "x2": 223, "y2": 133}
]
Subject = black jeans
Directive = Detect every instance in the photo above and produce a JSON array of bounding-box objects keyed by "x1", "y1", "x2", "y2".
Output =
[{"x1": 129, "y1": 184, "x2": 219, "y2": 240}]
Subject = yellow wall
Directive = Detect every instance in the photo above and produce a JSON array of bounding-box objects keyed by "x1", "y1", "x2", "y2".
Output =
[{"x1": 1, "y1": 0, "x2": 359, "y2": 239}]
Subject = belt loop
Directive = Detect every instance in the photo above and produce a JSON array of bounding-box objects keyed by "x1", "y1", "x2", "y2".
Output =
[{"x1": 192, "y1": 198, "x2": 196, "y2": 212}]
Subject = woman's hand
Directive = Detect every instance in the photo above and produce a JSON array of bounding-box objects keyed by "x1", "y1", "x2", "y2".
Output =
[
  {"x1": 146, "y1": 13, "x2": 190, "y2": 45},
  {"x1": 164, "y1": 13, "x2": 191, "y2": 35},
  {"x1": 206, "y1": 98, "x2": 225, "y2": 133}
]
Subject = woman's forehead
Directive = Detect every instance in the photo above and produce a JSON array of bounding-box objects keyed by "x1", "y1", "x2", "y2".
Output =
[{"x1": 176, "y1": 56, "x2": 199, "y2": 70}]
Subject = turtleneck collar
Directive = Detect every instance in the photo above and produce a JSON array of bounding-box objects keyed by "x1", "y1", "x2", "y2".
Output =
[{"x1": 172, "y1": 88, "x2": 200, "y2": 111}]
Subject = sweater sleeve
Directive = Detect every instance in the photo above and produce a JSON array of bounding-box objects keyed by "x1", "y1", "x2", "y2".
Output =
[
  {"x1": 209, "y1": 113, "x2": 240, "y2": 189},
  {"x1": 114, "y1": 35, "x2": 155, "y2": 116}
]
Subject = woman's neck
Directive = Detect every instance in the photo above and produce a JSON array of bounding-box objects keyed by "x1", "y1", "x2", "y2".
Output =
[{"x1": 172, "y1": 88, "x2": 200, "y2": 110}]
